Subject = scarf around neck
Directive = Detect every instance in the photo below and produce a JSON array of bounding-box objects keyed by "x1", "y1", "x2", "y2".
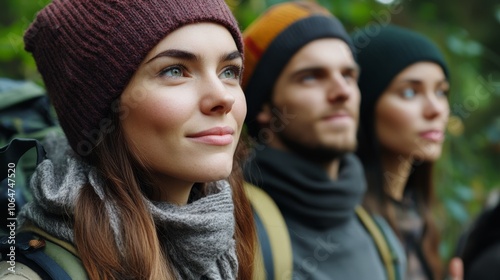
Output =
[
  {"x1": 244, "y1": 145, "x2": 366, "y2": 229},
  {"x1": 18, "y1": 133, "x2": 238, "y2": 279}
]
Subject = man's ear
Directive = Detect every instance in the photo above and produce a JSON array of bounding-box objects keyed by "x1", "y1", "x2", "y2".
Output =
[{"x1": 256, "y1": 103, "x2": 272, "y2": 126}]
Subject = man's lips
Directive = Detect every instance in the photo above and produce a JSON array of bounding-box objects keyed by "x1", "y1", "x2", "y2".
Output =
[
  {"x1": 321, "y1": 112, "x2": 354, "y2": 126},
  {"x1": 321, "y1": 108, "x2": 355, "y2": 119},
  {"x1": 187, "y1": 126, "x2": 235, "y2": 146},
  {"x1": 322, "y1": 113, "x2": 352, "y2": 120}
]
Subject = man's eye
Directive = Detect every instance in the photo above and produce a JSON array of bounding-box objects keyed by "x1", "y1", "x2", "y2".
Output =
[{"x1": 298, "y1": 73, "x2": 318, "y2": 83}]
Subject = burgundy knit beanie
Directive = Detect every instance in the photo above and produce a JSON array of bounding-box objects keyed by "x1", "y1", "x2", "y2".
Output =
[{"x1": 24, "y1": 0, "x2": 242, "y2": 156}]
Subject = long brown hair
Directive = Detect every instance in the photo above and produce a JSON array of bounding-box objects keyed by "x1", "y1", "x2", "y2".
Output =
[
  {"x1": 74, "y1": 112, "x2": 256, "y2": 279},
  {"x1": 357, "y1": 108, "x2": 442, "y2": 280}
]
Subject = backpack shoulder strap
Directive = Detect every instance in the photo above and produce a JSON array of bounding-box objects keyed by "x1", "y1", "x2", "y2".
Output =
[
  {"x1": 42, "y1": 239, "x2": 87, "y2": 280},
  {"x1": 0, "y1": 138, "x2": 46, "y2": 182},
  {"x1": 372, "y1": 215, "x2": 407, "y2": 280},
  {"x1": 355, "y1": 206, "x2": 399, "y2": 280},
  {"x1": 21, "y1": 223, "x2": 88, "y2": 280},
  {"x1": 0, "y1": 232, "x2": 72, "y2": 280},
  {"x1": 245, "y1": 182, "x2": 292, "y2": 280}
]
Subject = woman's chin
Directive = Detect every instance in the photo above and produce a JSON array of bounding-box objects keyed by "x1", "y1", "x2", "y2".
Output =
[
  {"x1": 195, "y1": 163, "x2": 234, "y2": 182},
  {"x1": 413, "y1": 149, "x2": 443, "y2": 162}
]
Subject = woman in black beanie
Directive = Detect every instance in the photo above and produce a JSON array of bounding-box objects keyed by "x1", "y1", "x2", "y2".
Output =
[{"x1": 353, "y1": 24, "x2": 450, "y2": 280}]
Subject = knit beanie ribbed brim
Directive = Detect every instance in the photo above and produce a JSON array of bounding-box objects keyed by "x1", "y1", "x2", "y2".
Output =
[
  {"x1": 351, "y1": 24, "x2": 449, "y2": 112},
  {"x1": 24, "y1": 0, "x2": 242, "y2": 157},
  {"x1": 242, "y1": 1, "x2": 354, "y2": 138}
]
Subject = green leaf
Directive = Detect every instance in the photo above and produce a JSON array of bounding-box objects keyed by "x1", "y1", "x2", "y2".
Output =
[
  {"x1": 443, "y1": 198, "x2": 469, "y2": 222},
  {"x1": 453, "y1": 184, "x2": 474, "y2": 201}
]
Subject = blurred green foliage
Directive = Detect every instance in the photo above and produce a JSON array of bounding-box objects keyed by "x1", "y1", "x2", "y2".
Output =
[
  {"x1": 0, "y1": 0, "x2": 51, "y2": 81},
  {"x1": 1, "y1": 0, "x2": 499, "y2": 264}
]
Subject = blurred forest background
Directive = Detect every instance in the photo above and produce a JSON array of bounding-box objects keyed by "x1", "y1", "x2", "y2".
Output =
[{"x1": 1, "y1": 0, "x2": 499, "y2": 262}]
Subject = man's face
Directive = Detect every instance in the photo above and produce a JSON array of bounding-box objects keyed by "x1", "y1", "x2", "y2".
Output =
[{"x1": 257, "y1": 38, "x2": 360, "y2": 161}]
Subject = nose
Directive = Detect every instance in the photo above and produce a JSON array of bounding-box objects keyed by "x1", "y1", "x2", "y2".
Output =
[
  {"x1": 326, "y1": 73, "x2": 355, "y2": 103},
  {"x1": 200, "y1": 75, "x2": 235, "y2": 115},
  {"x1": 423, "y1": 92, "x2": 448, "y2": 119}
]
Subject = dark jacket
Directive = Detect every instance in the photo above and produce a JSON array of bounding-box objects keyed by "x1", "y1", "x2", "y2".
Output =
[
  {"x1": 460, "y1": 200, "x2": 500, "y2": 280},
  {"x1": 244, "y1": 146, "x2": 387, "y2": 280}
]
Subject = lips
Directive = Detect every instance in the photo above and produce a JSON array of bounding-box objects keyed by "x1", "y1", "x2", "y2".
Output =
[
  {"x1": 322, "y1": 108, "x2": 352, "y2": 118},
  {"x1": 187, "y1": 126, "x2": 235, "y2": 145},
  {"x1": 323, "y1": 113, "x2": 351, "y2": 120},
  {"x1": 419, "y1": 130, "x2": 444, "y2": 142},
  {"x1": 321, "y1": 111, "x2": 354, "y2": 127}
]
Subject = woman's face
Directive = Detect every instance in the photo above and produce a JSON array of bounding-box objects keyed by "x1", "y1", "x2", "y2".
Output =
[
  {"x1": 120, "y1": 23, "x2": 245, "y2": 199},
  {"x1": 375, "y1": 62, "x2": 450, "y2": 162}
]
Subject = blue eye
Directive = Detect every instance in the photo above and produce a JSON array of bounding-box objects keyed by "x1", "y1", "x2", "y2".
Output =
[
  {"x1": 401, "y1": 88, "x2": 416, "y2": 99},
  {"x1": 436, "y1": 89, "x2": 449, "y2": 98},
  {"x1": 160, "y1": 66, "x2": 184, "y2": 77},
  {"x1": 302, "y1": 75, "x2": 316, "y2": 82},
  {"x1": 342, "y1": 71, "x2": 358, "y2": 83},
  {"x1": 298, "y1": 73, "x2": 318, "y2": 83},
  {"x1": 343, "y1": 74, "x2": 354, "y2": 81},
  {"x1": 219, "y1": 66, "x2": 241, "y2": 80}
]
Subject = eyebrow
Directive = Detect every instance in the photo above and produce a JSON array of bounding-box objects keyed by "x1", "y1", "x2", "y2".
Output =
[
  {"x1": 221, "y1": 50, "x2": 242, "y2": 62},
  {"x1": 289, "y1": 64, "x2": 360, "y2": 79},
  {"x1": 397, "y1": 79, "x2": 449, "y2": 86},
  {"x1": 342, "y1": 64, "x2": 361, "y2": 75},
  {"x1": 146, "y1": 49, "x2": 197, "y2": 64},
  {"x1": 146, "y1": 49, "x2": 241, "y2": 64},
  {"x1": 289, "y1": 66, "x2": 323, "y2": 79}
]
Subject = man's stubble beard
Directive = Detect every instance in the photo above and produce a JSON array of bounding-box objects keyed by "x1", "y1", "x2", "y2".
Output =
[{"x1": 275, "y1": 124, "x2": 357, "y2": 165}]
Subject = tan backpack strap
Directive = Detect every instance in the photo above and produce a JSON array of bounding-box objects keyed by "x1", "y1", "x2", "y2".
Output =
[
  {"x1": 21, "y1": 222, "x2": 78, "y2": 257},
  {"x1": 20, "y1": 222, "x2": 89, "y2": 280},
  {"x1": 245, "y1": 182, "x2": 293, "y2": 280},
  {"x1": 356, "y1": 206, "x2": 396, "y2": 280}
]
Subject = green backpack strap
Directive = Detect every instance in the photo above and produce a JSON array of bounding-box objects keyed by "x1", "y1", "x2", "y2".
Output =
[
  {"x1": 43, "y1": 239, "x2": 88, "y2": 280},
  {"x1": 245, "y1": 182, "x2": 293, "y2": 280},
  {"x1": 21, "y1": 223, "x2": 89, "y2": 280},
  {"x1": 356, "y1": 206, "x2": 403, "y2": 280}
]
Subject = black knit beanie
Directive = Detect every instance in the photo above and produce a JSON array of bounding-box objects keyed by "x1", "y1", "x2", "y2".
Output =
[
  {"x1": 351, "y1": 24, "x2": 449, "y2": 112},
  {"x1": 24, "y1": 0, "x2": 242, "y2": 157},
  {"x1": 242, "y1": 1, "x2": 354, "y2": 138}
]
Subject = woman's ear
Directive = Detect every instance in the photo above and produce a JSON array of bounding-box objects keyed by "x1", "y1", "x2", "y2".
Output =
[{"x1": 256, "y1": 103, "x2": 272, "y2": 126}]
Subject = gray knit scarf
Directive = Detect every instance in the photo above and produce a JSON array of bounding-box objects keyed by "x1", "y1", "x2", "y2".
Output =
[{"x1": 18, "y1": 133, "x2": 238, "y2": 279}]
